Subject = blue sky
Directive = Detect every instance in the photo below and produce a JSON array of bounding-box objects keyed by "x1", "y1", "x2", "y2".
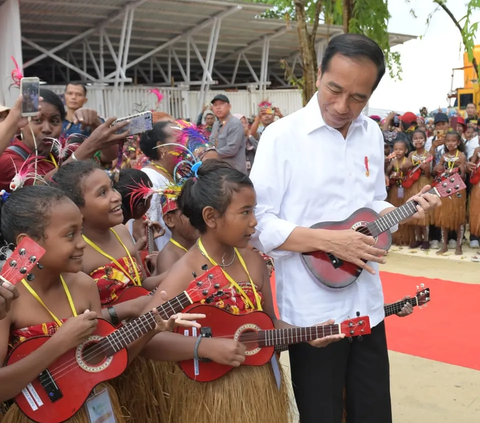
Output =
[{"x1": 368, "y1": 0, "x2": 480, "y2": 113}]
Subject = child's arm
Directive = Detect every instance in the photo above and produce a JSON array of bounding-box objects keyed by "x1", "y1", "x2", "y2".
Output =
[
  {"x1": 139, "y1": 260, "x2": 247, "y2": 366},
  {"x1": 403, "y1": 155, "x2": 414, "y2": 171},
  {"x1": 385, "y1": 161, "x2": 394, "y2": 176},
  {"x1": 0, "y1": 308, "x2": 97, "y2": 402},
  {"x1": 433, "y1": 155, "x2": 445, "y2": 174}
]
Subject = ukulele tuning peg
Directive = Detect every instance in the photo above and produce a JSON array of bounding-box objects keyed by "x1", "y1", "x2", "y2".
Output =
[
  {"x1": 201, "y1": 264, "x2": 208, "y2": 271},
  {"x1": 420, "y1": 283, "x2": 424, "y2": 288},
  {"x1": 356, "y1": 311, "x2": 360, "y2": 317},
  {"x1": 9, "y1": 260, "x2": 17, "y2": 268},
  {"x1": 456, "y1": 193, "x2": 462, "y2": 199},
  {"x1": 196, "y1": 281, "x2": 203, "y2": 287},
  {"x1": 416, "y1": 285, "x2": 419, "y2": 290},
  {"x1": 36, "y1": 262, "x2": 44, "y2": 270},
  {"x1": 29, "y1": 256, "x2": 37, "y2": 263},
  {"x1": 192, "y1": 271, "x2": 197, "y2": 278},
  {"x1": 358, "y1": 335, "x2": 363, "y2": 342},
  {"x1": 202, "y1": 289, "x2": 209, "y2": 296},
  {"x1": 26, "y1": 273, "x2": 35, "y2": 282},
  {"x1": 348, "y1": 337, "x2": 353, "y2": 343},
  {"x1": 214, "y1": 283, "x2": 220, "y2": 289},
  {"x1": 19, "y1": 267, "x2": 27, "y2": 274},
  {"x1": 18, "y1": 248, "x2": 26, "y2": 256},
  {"x1": 208, "y1": 274, "x2": 213, "y2": 280}
]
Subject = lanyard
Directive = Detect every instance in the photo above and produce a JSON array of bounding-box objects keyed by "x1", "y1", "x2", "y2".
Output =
[
  {"x1": 197, "y1": 238, "x2": 262, "y2": 311},
  {"x1": 151, "y1": 162, "x2": 172, "y2": 178},
  {"x1": 169, "y1": 238, "x2": 188, "y2": 252},
  {"x1": 48, "y1": 153, "x2": 58, "y2": 168},
  {"x1": 394, "y1": 157, "x2": 406, "y2": 175},
  {"x1": 446, "y1": 150, "x2": 459, "y2": 171},
  {"x1": 21, "y1": 276, "x2": 77, "y2": 326},
  {"x1": 83, "y1": 228, "x2": 141, "y2": 286}
]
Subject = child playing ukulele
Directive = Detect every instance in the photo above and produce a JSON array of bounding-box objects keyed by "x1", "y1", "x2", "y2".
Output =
[
  {"x1": 433, "y1": 131, "x2": 467, "y2": 255},
  {"x1": 140, "y1": 160, "x2": 344, "y2": 423},
  {"x1": 0, "y1": 186, "x2": 190, "y2": 423},
  {"x1": 386, "y1": 138, "x2": 414, "y2": 245},
  {"x1": 404, "y1": 130, "x2": 433, "y2": 249}
]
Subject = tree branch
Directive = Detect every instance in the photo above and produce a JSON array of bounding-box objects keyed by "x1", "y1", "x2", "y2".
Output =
[
  {"x1": 310, "y1": 0, "x2": 323, "y2": 45},
  {"x1": 434, "y1": 0, "x2": 479, "y2": 79}
]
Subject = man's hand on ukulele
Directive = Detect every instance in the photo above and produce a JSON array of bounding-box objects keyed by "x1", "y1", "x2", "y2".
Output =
[
  {"x1": 406, "y1": 185, "x2": 441, "y2": 222},
  {"x1": 396, "y1": 298, "x2": 413, "y2": 317},
  {"x1": 308, "y1": 319, "x2": 345, "y2": 348},
  {"x1": 322, "y1": 230, "x2": 387, "y2": 275}
]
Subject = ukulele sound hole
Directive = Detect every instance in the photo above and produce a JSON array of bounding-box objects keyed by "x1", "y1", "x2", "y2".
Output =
[
  {"x1": 235, "y1": 324, "x2": 261, "y2": 356},
  {"x1": 76, "y1": 336, "x2": 113, "y2": 373}
]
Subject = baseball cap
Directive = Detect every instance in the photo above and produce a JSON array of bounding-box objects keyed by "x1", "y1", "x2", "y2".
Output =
[
  {"x1": 0, "y1": 104, "x2": 10, "y2": 113},
  {"x1": 400, "y1": 112, "x2": 417, "y2": 124},
  {"x1": 211, "y1": 94, "x2": 230, "y2": 104},
  {"x1": 434, "y1": 112, "x2": 449, "y2": 124},
  {"x1": 369, "y1": 115, "x2": 381, "y2": 122}
]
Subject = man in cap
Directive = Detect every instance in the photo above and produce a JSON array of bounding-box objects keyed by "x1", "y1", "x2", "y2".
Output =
[{"x1": 209, "y1": 94, "x2": 247, "y2": 173}]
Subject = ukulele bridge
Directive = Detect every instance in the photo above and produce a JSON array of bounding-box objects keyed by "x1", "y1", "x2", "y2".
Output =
[{"x1": 38, "y1": 369, "x2": 63, "y2": 403}]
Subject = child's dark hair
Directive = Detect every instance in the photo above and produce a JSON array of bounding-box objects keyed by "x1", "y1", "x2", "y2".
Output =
[
  {"x1": 392, "y1": 137, "x2": 410, "y2": 153},
  {"x1": 114, "y1": 169, "x2": 152, "y2": 218},
  {"x1": 1, "y1": 186, "x2": 68, "y2": 245},
  {"x1": 411, "y1": 129, "x2": 427, "y2": 144},
  {"x1": 40, "y1": 89, "x2": 66, "y2": 122},
  {"x1": 50, "y1": 161, "x2": 101, "y2": 206},
  {"x1": 178, "y1": 159, "x2": 253, "y2": 233},
  {"x1": 445, "y1": 131, "x2": 466, "y2": 153},
  {"x1": 139, "y1": 121, "x2": 173, "y2": 160}
]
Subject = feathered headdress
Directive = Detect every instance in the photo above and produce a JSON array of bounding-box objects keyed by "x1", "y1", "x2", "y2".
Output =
[
  {"x1": 44, "y1": 134, "x2": 84, "y2": 166},
  {"x1": 149, "y1": 88, "x2": 164, "y2": 111},
  {"x1": 10, "y1": 57, "x2": 23, "y2": 88},
  {"x1": 125, "y1": 179, "x2": 164, "y2": 215},
  {"x1": 258, "y1": 100, "x2": 272, "y2": 109},
  {"x1": 159, "y1": 183, "x2": 183, "y2": 216}
]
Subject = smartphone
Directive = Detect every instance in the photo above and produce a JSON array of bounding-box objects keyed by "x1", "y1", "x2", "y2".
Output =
[
  {"x1": 20, "y1": 77, "x2": 40, "y2": 117},
  {"x1": 434, "y1": 129, "x2": 445, "y2": 138},
  {"x1": 114, "y1": 111, "x2": 153, "y2": 135},
  {"x1": 393, "y1": 115, "x2": 400, "y2": 127}
]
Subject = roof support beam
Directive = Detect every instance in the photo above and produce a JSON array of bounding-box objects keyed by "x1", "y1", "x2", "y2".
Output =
[
  {"x1": 103, "y1": 5, "x2": 242, "y2": 78},
  {"x1": 22, "y1": 37, "x2": 97, "y2": 81},
  {"x1": 23, "y1": 0, "x2": 150, "y2": 69}
]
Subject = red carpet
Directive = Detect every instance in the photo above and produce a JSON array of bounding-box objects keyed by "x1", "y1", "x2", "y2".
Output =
[{"x1": 381, "y1": 271, "x2": 480, "y2": 371}]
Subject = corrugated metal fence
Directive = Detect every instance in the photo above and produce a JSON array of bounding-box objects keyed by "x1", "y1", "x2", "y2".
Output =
[{"x1": 45, "y1": 85, "x2": 304, "y2": 121}]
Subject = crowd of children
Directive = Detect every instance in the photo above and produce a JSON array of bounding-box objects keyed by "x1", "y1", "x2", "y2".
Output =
[{"x1": 382, "y1": 109, "x2": 480, "y2": 256}]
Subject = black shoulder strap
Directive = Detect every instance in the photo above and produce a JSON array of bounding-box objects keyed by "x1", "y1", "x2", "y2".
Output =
[{"x1": 6, "y1": 145, "x2": 29, "y2": 161}]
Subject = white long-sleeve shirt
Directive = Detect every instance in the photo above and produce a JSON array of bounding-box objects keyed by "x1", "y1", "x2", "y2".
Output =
[{"x1": 250, "y1": 93, "x2": 394, "y2": 328}]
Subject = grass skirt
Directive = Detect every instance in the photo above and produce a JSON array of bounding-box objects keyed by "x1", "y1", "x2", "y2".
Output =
[
  {"x1": 166, "y1": 361, "x2": 292, "y2": 423},
  {"x1": 387, "y1": 185, "x2": 415, "y2": 245},
  {"x1": 1, "y1": 383, "x2": 125, "y2": 423},
  {"x1": 434, "y1": 188, "x2": 467, "y2": 231},
  {"x1": 405, "y1": 174, "x2": 433, "y2": 226},
  {"x1": 109, "y1": 357, "x2": 174, "y2": 423},
  {"x1": 469, "y1": 183, "x2": 480, "y2": 236}
]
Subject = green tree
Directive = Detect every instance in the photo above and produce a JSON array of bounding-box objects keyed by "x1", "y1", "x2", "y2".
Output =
[{"x1": 250, "y1": 0, "x2": 398, "y2": 105}]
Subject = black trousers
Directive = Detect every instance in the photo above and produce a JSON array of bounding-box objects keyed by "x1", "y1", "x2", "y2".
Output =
[{"x1": 289, "y1": 321, "x2": 392, "y2": 423}]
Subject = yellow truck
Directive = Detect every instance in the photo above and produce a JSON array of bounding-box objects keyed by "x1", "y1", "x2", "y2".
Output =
[{"x1": 450, "y1": 45, "x2": 480, "y2": 114}]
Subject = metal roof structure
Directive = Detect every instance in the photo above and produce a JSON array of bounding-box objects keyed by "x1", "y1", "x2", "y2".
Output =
[{"x1": 17, "y1": 0, "x2": 415, "y2": 95}]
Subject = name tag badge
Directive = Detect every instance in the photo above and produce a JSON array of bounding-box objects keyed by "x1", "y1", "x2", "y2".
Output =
[
  {"x1": 397, "y1": 186, "x2": 404, "y2": 199},
  {"x1": 85, "y1": 389, "x2": 116, "y2": 423}
]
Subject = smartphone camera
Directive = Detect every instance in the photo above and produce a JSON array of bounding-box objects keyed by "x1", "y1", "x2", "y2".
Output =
[
  {"x1": 393, "y1": 115, "x2": 400, "y2": 128},
  {"x1": 20, "y1": 77, "x2": 40, "y2": 117}
]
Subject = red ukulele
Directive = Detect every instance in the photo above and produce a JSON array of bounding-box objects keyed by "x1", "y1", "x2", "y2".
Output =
[
  {"x1": 402, "y1": 156, "x2": 433, "y2": 189},
  {"x1": 384, "y1": 285, "x2": 430, "y2": 317},
  {"x1": 302, "y1": 173, "x2": 466, "y2": 289},
  {"x1": 7, "y1": 266, "x2": 227, "y2": 423},
  {"x1": 176, "y1": 305, "x2": 370, "y2": 382},
  {"x1": 0, "y1": 237, "x2": 45, "y2": 286},
  {"x1": 470, "y1": 162, "x2": 480, "y2": 185}
]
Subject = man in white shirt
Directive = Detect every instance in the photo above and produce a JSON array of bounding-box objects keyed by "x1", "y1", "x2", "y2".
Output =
[{"x1": 250, "y1": 34, "x2": 440, "y2": 423}]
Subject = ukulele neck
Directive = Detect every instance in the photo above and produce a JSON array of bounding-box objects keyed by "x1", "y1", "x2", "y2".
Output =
[
  {"x1": 384, "y1": 296, "x2": 418, "y2": 317},
  {"x1": 257, "y1": 324, "x2": 341, "y2": 347},
  {"x1": 98, "y1": 292, "x2": 191, "y2": 354},
  {"x1": 367, "y1": 187, "x2": 437, "y2": 237}
]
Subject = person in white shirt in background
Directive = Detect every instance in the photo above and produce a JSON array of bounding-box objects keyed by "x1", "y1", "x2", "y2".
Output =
[{"x1": 250, "y1": 34, "x2": 440, "y2": 423}]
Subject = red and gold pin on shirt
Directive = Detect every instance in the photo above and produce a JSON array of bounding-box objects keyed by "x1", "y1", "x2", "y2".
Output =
[{"x1": 364, "y1": 156, "x2": 370, "y2": 177}]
